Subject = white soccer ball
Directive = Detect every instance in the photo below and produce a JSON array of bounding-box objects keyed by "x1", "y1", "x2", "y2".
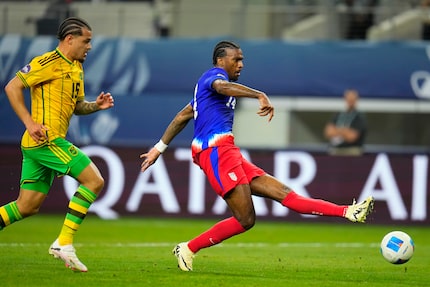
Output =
[{"x1": 380, "y1": 231, "x2": 414, "y2": 264}]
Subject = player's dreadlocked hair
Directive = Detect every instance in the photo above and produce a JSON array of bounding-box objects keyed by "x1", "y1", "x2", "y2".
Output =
[
  {"x1": 212, "y1": 41, "x2": 240, "y2": 65},
  {"x1": 57, "y1": 17, "x2": 92, "y2": 40}
]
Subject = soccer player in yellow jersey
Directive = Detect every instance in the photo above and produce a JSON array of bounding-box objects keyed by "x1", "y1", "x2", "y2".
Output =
[{"x1": 2, "y1": 17, "x2": 114, "y2": 272}]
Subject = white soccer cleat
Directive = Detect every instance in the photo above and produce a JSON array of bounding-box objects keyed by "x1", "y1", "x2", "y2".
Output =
[
  {"x1": 172, "y1": 242, "x2": 194, "y2": 271},
  {"x1": 49, "y1": 239, "x2": 88, "y2": 272},
  {"x1": 345, "y1": 196, "x2": 375, "y2": 223}
]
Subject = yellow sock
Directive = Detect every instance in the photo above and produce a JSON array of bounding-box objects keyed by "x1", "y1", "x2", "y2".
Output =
[
  {"x1": 57, "y1": 185, "x2": 97, "y2": 246},
  {"x1": 58, "y1": 225, "x2": 74, "y2": 245}
]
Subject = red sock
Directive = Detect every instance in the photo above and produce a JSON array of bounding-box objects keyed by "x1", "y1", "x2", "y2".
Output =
[
  {"x1": 188, "y1": 217, "x2": 246, "y2": 253},
  {"x1": 281, "y1": 191, "x2": 347, "y2": 217}
]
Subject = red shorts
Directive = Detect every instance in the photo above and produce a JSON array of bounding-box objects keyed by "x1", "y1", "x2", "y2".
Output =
[{"x1": 192, "y1": 145, "x2": 266, "y2": 198}]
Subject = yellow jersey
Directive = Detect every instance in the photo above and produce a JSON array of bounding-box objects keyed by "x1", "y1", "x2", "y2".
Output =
[{"x1": 16, "y1": 48, "x2": 85, "y2": 148}]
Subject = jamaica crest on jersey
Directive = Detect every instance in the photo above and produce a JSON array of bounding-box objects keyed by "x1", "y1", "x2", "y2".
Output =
[{"x1": 68, "y1": 145, "x2": 78, "y2": 156}]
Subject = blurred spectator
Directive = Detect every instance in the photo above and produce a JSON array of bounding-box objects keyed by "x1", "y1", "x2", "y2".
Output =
[
  {"x1": 33, "y1": 0, "x2": 76, "y2": 36},
  {"x1": 324, "y1": 89, "x2": 367, "y2": 156},
  {"x1": 153, "y1": 0, "x2": 172, "y2": 38},
  {"x1": 343, "y1": 0, "x2": 378, "y2": 39},
  {"x1": 421, "y1": 0, "x2": 430, "y2": 40}
]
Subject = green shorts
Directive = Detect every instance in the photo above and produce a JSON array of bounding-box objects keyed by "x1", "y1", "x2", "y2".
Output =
[{"x1": 20, "y1": 138, "x2": 91, "y2": 194}]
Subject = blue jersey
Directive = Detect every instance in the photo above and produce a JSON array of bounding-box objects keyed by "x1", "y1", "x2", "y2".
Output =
[{"x1": 191, "y1": 67, "x2": 236, "y2": 154}]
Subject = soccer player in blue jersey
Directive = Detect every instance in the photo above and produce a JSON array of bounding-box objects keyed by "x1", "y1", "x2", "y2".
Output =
[{"x1": 140, "y1": 40, "x2": 374, "y2": 272}]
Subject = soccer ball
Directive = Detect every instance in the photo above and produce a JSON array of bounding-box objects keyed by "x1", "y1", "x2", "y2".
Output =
[{"x1": 380, "y1": 231, "x2": 414, "y2": 264}]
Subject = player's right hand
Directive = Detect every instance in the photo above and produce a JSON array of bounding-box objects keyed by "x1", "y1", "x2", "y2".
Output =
[{"x1": 27, "y1": 121, "x2": 48, "y2": 143}]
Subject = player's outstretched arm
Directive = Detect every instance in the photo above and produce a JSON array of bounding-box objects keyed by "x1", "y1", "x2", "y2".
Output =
[
  {"x1": 140, "y1": 104, "x2": 194, "y2": 172},
  {"x1": 213, "y1": 80, "x2": 274, "y2": 121}
]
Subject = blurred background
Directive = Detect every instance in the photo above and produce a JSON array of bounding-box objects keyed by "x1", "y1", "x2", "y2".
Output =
[
  {"x1": 0, "y1": 0, "x2": 428, "y2": 224},
  {"x1": 1, "y1": 0, "x2": 430, "y2": 150}
]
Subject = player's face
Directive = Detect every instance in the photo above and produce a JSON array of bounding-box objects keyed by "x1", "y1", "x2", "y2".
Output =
[
  {"x1": 70, "y1": 28, "x2": 92, "y2": 63},
  {"x1": 221, "y1": 48, "x2": 244, "y2": 82}
]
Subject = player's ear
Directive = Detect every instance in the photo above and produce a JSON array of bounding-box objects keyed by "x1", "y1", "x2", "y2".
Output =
[
  {"x1": 65, "y1": 33, "x2": 75, "y2": 45},
  {"x1": 216, "y1": 57, "x2": 225, "y2": 67}
]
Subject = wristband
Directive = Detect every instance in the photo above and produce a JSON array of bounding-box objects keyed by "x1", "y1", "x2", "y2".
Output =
[{"x1": 154, "y1": 140, "x2": 168, "y2": 153}]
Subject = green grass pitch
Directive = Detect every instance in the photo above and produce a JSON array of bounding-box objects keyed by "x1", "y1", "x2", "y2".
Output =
[{"x1": 0, "y1": 215, "x2": 428, "y2": 287}]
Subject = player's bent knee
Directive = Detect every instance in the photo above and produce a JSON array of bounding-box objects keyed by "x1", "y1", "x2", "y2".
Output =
[
  {"x1": 239, "y1": 217, "x2": 255, "y2": 230},
  {"x1": 92, "y1": 176, "x2": 105, "y2": 194},
  {"x1": 80, "y1": 170, "x2": 105, "y2": 194},
  {"x1": 97, "y1": 175, "x2": 105, "y2": 189}
]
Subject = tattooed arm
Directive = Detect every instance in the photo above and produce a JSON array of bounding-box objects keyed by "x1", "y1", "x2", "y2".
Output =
[{"x1": 74, "y1": 92, "x2": 114, "y2": 115}]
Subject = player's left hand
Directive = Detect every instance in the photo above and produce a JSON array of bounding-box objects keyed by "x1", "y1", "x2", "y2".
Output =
[
  {"x1": 257, "y1": 94, "x2": 274, "y2": 122},
  {"x1": 96, "y1": 91, "x2": 114, "y2": 110}
]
